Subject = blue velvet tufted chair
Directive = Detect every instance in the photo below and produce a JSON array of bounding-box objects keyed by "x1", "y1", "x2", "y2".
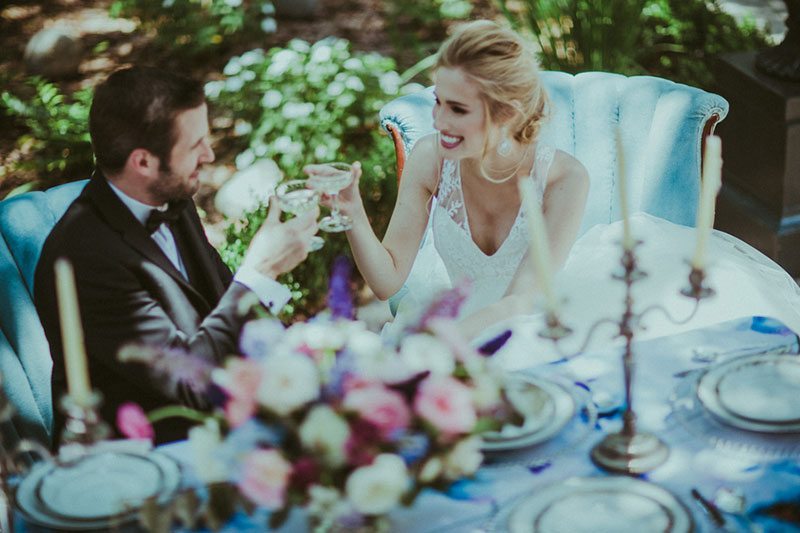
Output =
[
  {"x1": 379, "y1": 71, "x2": 729, "y2": 312},
  {"x1": 0, "y1": 179, "x2": 88, "y2": 448}
]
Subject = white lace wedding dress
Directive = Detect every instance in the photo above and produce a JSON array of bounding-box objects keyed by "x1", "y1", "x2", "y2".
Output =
[{"x1": 386, "y1": 144, "x2": 800, "y2": 370}]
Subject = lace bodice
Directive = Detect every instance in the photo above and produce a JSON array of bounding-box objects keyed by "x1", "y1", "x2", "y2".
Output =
[{"x1": 432, "y1": 144, "x2": 555, "y2": 317}]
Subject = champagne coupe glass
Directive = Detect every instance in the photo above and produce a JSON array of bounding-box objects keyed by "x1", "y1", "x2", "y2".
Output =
[
  {"x1": 275, "y1": 180, "x2": 325, "y2": 251},
  {"x1": 306, "y1": 162, "x2": 353, "y2": 232}
]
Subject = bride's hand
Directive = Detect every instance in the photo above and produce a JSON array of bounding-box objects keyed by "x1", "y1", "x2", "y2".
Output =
[{"x1": 304, "y1": 161, "x2": 363, "y2": 215}]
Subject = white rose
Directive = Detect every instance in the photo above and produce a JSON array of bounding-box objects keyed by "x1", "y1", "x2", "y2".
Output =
[
  {"x1": 346, "y1": 454, "x2": 409, "y2": 515},
  {"x1": 299, "y1": 405, "x2": 350, "y2": 467},
  {"x1": 347, "y1": 328, "x2": 383, "y2": 359},
  {"x1": 351, "y1": 336, "x2": 415, "y2": 384},
  {"x1": 285, "y1": 322, "x2": 346, "y2": 352},
  {"x1": 471, "y1": 374, "x2": 502, "y2": 411},
  {"x1": 188, "y1": 419, "x2": 227, "y2": 483},
  {"x1": 443, "y1": 436, "x2": 483, "y2": 479},
  {"x1": 257, "y1": 354, "x2": 319, "y2": 415},
  {"x1": 400, "y1": 334, "x2": 455, "y2": 376}
]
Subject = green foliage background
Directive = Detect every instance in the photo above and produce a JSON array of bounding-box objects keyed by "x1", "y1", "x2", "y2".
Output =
[
  {"x1": 109, "y1": 0, "x2": 278, "y2": 58},
  {"x1": 0, "y1": 0, "x2": 775, "y2": 315},
  {"x1": 1, "y1": 78, "x2": 93, "y2": 194},
  {"x1": 496, "y1": 0, "x2": 769, "y2": 88}
]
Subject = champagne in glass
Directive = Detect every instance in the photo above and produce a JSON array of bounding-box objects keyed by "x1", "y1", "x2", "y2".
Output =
[
  {"x1": 275, "y1": 180, "x2": 324, "y2": 251},
  {"x1": 306, "y1": 162, "x2": 353, "y2": 232}
]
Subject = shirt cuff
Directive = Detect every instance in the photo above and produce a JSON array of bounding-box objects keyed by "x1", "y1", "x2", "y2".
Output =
[{"x1": 233, "y1": 266, "x2": 292, "y2": 314}]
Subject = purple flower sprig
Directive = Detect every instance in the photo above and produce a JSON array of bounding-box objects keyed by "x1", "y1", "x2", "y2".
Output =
[
  {"x1": 416, "y1": 283, "x2": 471, "y2": 332},
  {"x1": 328, "y1": 256, "x2": 355, "y2": 320},
  {"x1": 118, "y1": 343, "x2": 214, "y2": 396}
]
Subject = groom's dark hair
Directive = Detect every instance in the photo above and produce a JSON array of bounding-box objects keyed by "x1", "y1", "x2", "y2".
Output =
[{"x1": 89, "y1": 66, "x2": 206, "y2": 176}]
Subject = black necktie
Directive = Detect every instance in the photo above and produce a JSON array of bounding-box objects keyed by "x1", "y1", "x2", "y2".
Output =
[{"x1": 145, "y1": 200, "x2": 187, "y2": 234}]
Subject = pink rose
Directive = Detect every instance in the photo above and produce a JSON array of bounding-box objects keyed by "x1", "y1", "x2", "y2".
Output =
[
  {"x1": 238, "y1": 449, "x2": 292, "y2": 510},
  {"x1": 414, "y1": 376, "x2": 477, "y2": 436},
  {"x1": 225, "y1": 396, "x2": 255, "y2": 428},
  {"x1": 116, "y1": 402, "x2": 154, "y2": 441},
  {"x1": 218, "y1": 358, "x2": 263, "y2": 399},
  {"x1": 341, "y1": 375, "x2": 375, "y2": 394},
  {"x1": 214, "y1": 358, "x2": 263, "y2": 427},
  {"x1": 344, "y1": 386, "x2": 411, "y2": 439}
]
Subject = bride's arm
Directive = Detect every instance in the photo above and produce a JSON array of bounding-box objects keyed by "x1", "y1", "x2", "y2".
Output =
[
  {"x1": 458, "y1": 151, "x2": 589, "y2": 337},
  {"x1": 334, "y1": 134, "x2": 441, "y2": 300}
]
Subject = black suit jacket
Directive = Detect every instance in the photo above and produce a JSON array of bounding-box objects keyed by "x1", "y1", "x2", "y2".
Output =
[{"x1": 35, "y1": 176, "x2": 251, "y2": 445}]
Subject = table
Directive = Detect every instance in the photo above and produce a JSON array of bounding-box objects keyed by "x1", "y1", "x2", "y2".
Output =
[
  {"x1": 155, "y1": 315, "x2": 800, "y2": 532},
  {"x1": 16, "y1": 316, "x2": 800, "y2": 532}
]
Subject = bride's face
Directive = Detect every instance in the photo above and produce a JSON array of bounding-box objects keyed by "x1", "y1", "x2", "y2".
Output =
[{"x1": 432, "y1": 67, "x2": 497, "y2": 160}]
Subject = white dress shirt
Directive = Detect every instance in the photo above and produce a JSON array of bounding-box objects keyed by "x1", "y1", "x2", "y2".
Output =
[{"x1": 107, "y1": 181, "x2": 290, "y2": 314}]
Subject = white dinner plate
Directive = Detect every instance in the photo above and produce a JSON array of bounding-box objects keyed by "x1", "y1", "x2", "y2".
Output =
[
  {"x1": 481, "y1": 375, "x2": 575, "y2": 452},
  {"x1": 697, "y1": 353, "x2": 800, "y2": 433},
  {"x1": 508, "y1": 477, "x2": 692, "y2": 533},
  {"x1": 16, "y1": 450, "x2": 181, "y2": 530}
]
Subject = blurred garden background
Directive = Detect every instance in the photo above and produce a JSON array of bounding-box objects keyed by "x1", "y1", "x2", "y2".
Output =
[{"x1": 0, "y1": 0, "x2": 787, "y2": 319}]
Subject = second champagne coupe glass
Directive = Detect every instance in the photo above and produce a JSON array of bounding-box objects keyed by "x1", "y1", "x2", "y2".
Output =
[
  {"x1": 306, "y1": 162, "x2": 354, "y2": 232},
  {"x1": 275, "y1": 180, "x2": 325, "y2": 251}
]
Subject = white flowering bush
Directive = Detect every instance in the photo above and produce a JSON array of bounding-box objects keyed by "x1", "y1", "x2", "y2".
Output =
[{"x1": 210, "y1": 38, "x2": 417, "y2": 316}]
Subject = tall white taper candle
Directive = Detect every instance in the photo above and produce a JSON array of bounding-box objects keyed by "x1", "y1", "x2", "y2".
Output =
[
  {"x1": 54, "y1": 258, "x2": 92, "y2": 407},
  {"x1": 615, "y1": 128, "x2": 634, "y2": 250},
  {"x1": 519, "y1": 178, "x2": 558, "y2": 314},
  {"x1": 691, "y1": 135, "x2": 723, "y2": 269}
]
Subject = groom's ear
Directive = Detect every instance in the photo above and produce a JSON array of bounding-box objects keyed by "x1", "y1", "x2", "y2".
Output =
[{"x1": 126, "y1": 148, "x2": 160, "y2": 178}]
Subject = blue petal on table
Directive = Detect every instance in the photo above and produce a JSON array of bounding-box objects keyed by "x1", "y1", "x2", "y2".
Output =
[{"x1": 748, "y1": 316, "x2": 796, "y2": 336}]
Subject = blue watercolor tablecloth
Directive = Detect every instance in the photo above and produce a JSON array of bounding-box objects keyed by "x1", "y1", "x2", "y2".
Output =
[
  {"x1": 158, "y1": 315, "x2": 800, "y2": 533},
  {"x1": 16, "y1": 316, "x2": 800, "y2": 532}
]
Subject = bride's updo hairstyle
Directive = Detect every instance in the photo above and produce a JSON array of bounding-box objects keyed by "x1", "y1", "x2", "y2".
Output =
[{"x1": 435, "y1": 20, "x2": 548, "y2": 155}]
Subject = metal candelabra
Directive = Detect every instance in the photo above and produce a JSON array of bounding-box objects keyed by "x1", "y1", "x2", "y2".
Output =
[
  {"x1": 540, "y1": 241, "x2": 714, "y2": 474},
  {"x1": 59, "y1": 390, "x2": 111, "y2": 452}
]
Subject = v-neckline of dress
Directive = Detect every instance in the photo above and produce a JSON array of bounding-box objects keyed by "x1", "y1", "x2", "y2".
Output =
[{"x1": 457, "y1": 160, "x2": 531, "y2": 258}]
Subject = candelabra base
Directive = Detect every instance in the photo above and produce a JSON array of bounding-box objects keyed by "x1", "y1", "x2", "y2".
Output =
[
  {"x1": 59, "y1": 391, "x2": 111, "y2": 451},
  {"x1": 590, "y1": 431, "x2": 669, "y2": 475}
]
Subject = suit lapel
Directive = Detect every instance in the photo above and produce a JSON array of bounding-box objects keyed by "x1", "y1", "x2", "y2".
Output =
[
  {"x1": 177, "y1": 208, "x2": 227, "y2": 301},
  {"x1": 84, "y1": 177, "x2": 209, "y2": 308}
]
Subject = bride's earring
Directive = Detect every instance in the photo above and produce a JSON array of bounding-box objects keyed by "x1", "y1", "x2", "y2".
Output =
[{"x1": 497, "y1": 126, "x2": 512, "y2": 157}]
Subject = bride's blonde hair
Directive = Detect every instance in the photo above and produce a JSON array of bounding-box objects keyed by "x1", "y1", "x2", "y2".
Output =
[{"x1": 435, "y1": 20, "x2": 548, "y2": 169}]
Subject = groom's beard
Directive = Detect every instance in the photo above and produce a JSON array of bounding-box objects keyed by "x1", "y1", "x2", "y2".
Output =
[{"x1": 148, "y1": 164, "x2": 201, "y2": 205}]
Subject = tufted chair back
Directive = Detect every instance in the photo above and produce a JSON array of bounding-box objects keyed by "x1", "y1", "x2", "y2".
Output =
[
  {"x1": 0, "y1": 179, "x2": 88, "y2": 448},
  {"x1": 380, "y1": 71, "x2": 728, "y2": 235}
]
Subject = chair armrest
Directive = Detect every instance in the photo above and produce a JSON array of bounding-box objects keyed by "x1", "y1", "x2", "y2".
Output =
[{"x1": 379, "y1": 87, "x2": 436, "y2": 181}]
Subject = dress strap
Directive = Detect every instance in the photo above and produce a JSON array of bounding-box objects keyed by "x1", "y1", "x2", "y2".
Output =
[
  {"x1": 530, "y1": 144, "x2": 555, "y2": 204},
  {"x1": 434, "y1": 159, "x2": 469, "y2": 232}
]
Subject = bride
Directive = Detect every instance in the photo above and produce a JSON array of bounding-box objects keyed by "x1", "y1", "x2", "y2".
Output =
[
  {"x1": 316, "y1": 20, "x2": 589, "y2": 332},
  {"x1": 310, "y1": 20, "x2": 800, "y2": 367}
]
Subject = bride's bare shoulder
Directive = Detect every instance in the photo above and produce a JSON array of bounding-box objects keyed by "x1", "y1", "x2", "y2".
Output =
[
  {"x1": 548, "y1": 149, "x2": 589, "y2": 193},
  {"x1": 402, "y1": 133, "x2": 442, "y2": 194}
]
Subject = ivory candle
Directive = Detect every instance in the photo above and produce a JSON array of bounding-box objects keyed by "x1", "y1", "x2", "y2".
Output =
[
  {"x1": 519, "y1": 178, "x2": 558, "y2": 314},
  {"x1": 616, "y1": 128, "x2": 634, "y2": 250},
  {"x1": 691, "y1": 136, "x2": 723, "y2": 269},
  {"x1": 54, "y1": 258, "x2": 92, "y2": 406}
]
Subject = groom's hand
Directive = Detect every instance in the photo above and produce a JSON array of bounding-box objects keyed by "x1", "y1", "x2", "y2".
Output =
[{"x1": 241, "y1": 196, "x2": 319, "y2": 279}]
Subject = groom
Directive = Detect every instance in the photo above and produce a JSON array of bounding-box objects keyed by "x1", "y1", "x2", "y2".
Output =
[{"x1": 34, "y1": 66, "x2": 318, "y2": 445}]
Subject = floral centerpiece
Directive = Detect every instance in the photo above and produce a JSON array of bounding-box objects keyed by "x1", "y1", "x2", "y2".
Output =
[{"x1": 118, "y1": 258, "x2": 521, "y2": 531}]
